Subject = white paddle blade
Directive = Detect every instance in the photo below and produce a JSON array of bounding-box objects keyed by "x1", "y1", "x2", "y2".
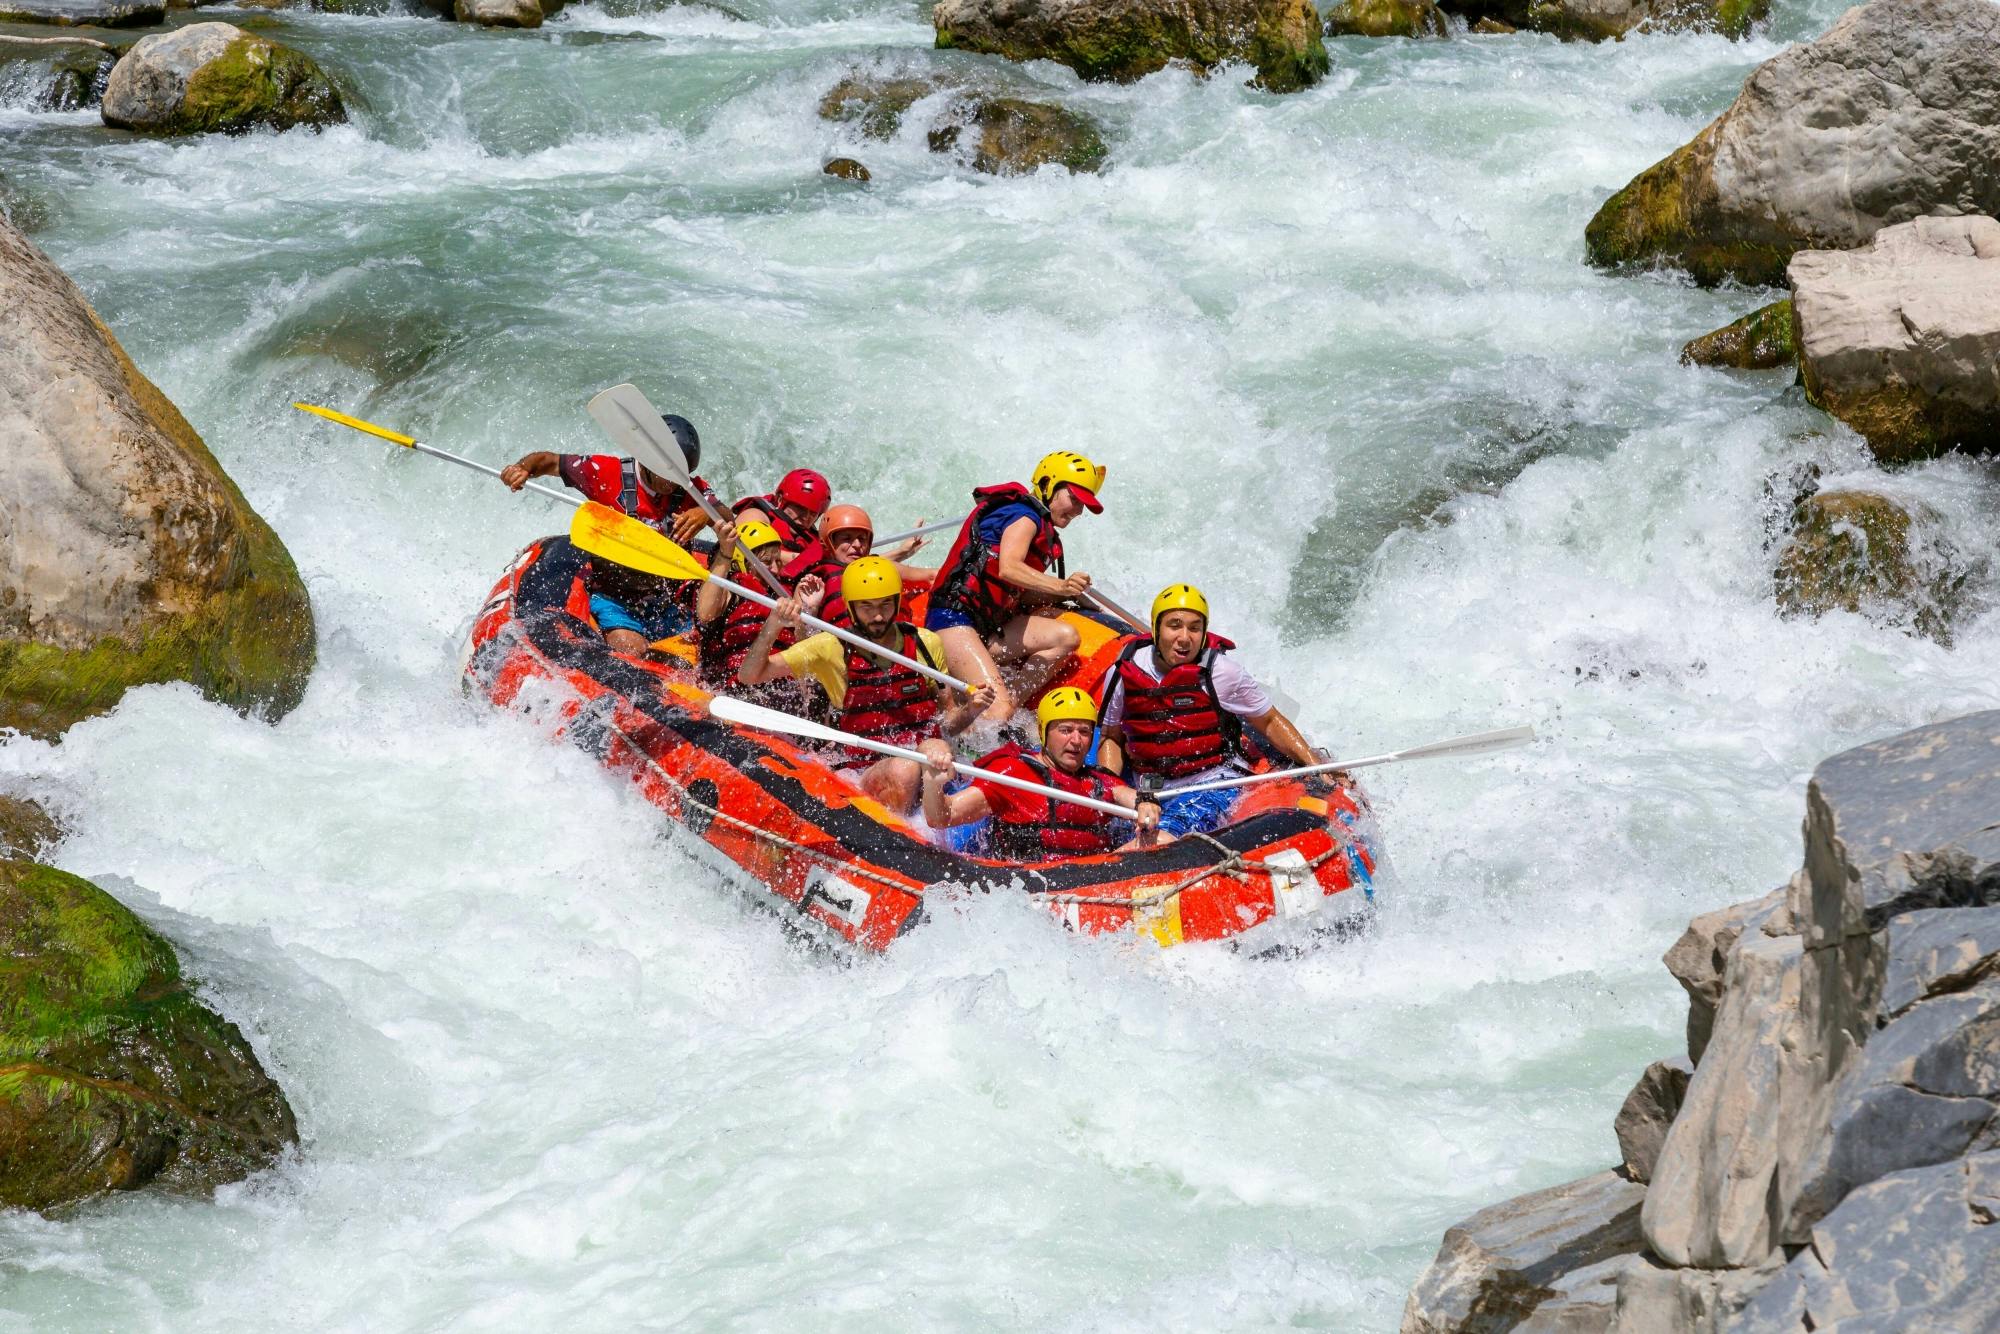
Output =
[
  {"x1": 1392, "y1": 725, "x2": 1536, "y2": 763},
  {"x1": 587, "y1": 384, "x2": 690, "y2": 486},
  {"x1": 708, "y1": 694, "x2": 854, "y2": 748}
]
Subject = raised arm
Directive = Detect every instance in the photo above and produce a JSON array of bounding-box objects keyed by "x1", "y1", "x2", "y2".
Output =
[
  {"x1": 500, "y1": 451, "x2": 560, "y2": 491},
  {"x1": 736, "y1": 595, "x2": 804, "y2": 686},
  {"x1": 693, "y1": 519, "x2": 740, "y2": 624}
]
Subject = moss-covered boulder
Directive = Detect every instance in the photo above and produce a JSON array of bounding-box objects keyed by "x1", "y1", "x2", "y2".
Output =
[
  {"x1": 100, "y1": 22, "x2": 345, "y2": 135},
  {"x1": 1324, "y1": 0, "x2": 1446, "y2": 38},
  {"x1": 0, "y1": 35, "x2": 118, "y2": 111},
  {"x1": 818, "y1": 73, "x2": 1108, "y2": 176},
  {"x1": 933, "y1": 0, "x2": 1328, "y2": 94},
  {"x1": 0, "y1": 860, "x2": 296, "y2": 1213},
  {"x1": 1584, "y1": 0, "x2": 2000, "y2": 287},
  {"x1": 1439, "y1": 0, "x2": 1762, "y2": 41},
  {"x1": 1680, "y1": 298, "x2": 1795, "y2": 371},
  {"x1": 1774, "y1": 491, "x2": 1962, "y2": 644},
  {"x1": 0, "y1": 214, "x2": 315, "y2": 740}
]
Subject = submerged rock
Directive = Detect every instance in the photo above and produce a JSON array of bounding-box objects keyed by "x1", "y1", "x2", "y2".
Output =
[
  {"x1": 1584, "y1": 0, "x2": 2000, "y2": 287},
  {"x1": 818, "y1": 74, "x2": 941, "y2": 140},
  {"x1": 1442, "y1": 0, "x2": 1763, "y2": 42},
  {"x1": 932, "y1": 0, "x2": 1329, "y2": 94},
  {"x1": 100, "y1": 22, "x2": 346, "y2": 135},
  {"x1": 1323, "y1": 0, "x2": 1446, "y2": 40},
  {"x1": 0, "y1": 0, "x2": 162, "y2": 26},
  {"x1": 821, "y1": 156, "x2": 871, "y2": 181},
  {"x1": 1772, "y1": 490, "x2": 1960, "y2": 644},
  {"x1": 0, "y1": 860, "x2": 296, "y2": 1213},
  {"x1": 0, "y1": 214, "x2": 315, "y2": 739},
  {"x1": 1680, "y1": 297, "x2": 1794, "y2": 371},
  {"x1": 818, "y1": 73, "x2": 1108, "y2": 176},
  {"x1": 0, "y1": 796, "x2": 60, "y2": 861},
  {"x1": 1790, "y1": 215, "x2": 2000, "y2": 464},
  {"x1": 0, "y1": 35, "x2": 118, "y2": 111},
  {"x1": 455, "y1": 0, "x2": 541, "y2": 26},
  {"x1": 1399, "y1": 1169, "x2": 1646, "y2": 1332}
]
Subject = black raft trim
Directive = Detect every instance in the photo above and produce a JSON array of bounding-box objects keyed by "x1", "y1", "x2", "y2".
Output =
[{"x1": 492, "y1": 538, "x2": 1327, "y2": 898}]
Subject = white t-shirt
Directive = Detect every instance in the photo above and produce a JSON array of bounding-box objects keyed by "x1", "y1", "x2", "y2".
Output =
[{"x1": 1099, "y1": 646, "x2": 1273, "y2": 728}]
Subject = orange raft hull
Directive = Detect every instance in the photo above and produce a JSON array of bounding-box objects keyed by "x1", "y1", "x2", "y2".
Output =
[{"x1": 461, "y1": 536, "x2": 1377, "y2": 954}]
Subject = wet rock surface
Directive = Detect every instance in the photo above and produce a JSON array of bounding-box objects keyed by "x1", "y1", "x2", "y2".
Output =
[
  {"x1": 819, "y1": 73, "x2": 1106, "y2": 176},
  {"x1": 0, "y1": 34, "x2": 117, "y2": 109},
  {"x1": 1772, "y1": 490, "x2": 1962, "y2": 645},
  {"x1": 1440, "y1": 0, "x2": 1763, "y2": 43},
  {"x1": 1678, "y1": 298, "x2": 1793, "y2": 372},
  {"x1": 1322, "y1": 0, "x2": 1446, "y2": 40},
  {"x1": 100, "y1": 21, "x2": 345, "y2": 135},
  {"x1": 0, "y1": 0, "x2": 160, "y2": 26}
]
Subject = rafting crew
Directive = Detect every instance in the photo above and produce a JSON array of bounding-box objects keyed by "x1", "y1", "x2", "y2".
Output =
[
  {"x1": 786, "y1": 504, "x2": 935, "y2": 629},
  {"x1": 926, "y1": 452, "x2": 1105, "y2": 724},
  {"x1": 919, "y1": 687, "x2": 1168, "y2": 860},
  {"x1": 738, "y1": 557, "x2": 994, "y2": 812},
  {"x1": 1096, "y1": 584, "x2": 1325, "y2": 835},
  {"x1": 501, "y1": 416, "x2": 717, "y2": 655},
  {"x1": 733, "y1": 468, "x2": 832, "y2": 558}
]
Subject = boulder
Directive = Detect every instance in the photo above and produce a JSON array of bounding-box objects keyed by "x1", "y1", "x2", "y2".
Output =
[
  {"x1": 1584, "y1": 0, "x2": 2000, "y2": 287},
  {"x1": 1786, "y1": 982, "x2": 2000, "y2": 1233},
  {"x1": 0, "y1": 796, "x2": 60, "y2": 860},
  {"x1": 932, "y1": 0, "x2": 1329, "y2": 94},
  {"x1": 1468, "y1": 15, "x2": 1512, "y2": 30},
  {"x1": 819, "y1": 74, "x2": 942, "y2": 140},
  {"x1": 0, "y1": 35, "x2": 118, "y2": 111},
  {"x1": 1614, "y1": 1055, "x2": 1692, "y2": 1185},
  {"x1": 1610, "y1": 1253, "x2": 1781, "y2": 1333},
  {"x1": 1747, "y1": 1155, "x2": 2000, "y2": 1331},
  {"x1": 1881, "y1": 907, "x2": 2000, "y2": 1020},
  {"x1": 0, "y1": 860, "x2": 295, "y2": 1212},
  {"x1": 0, "y1": 215, "x2": 315, "y2": 739},
  {"x1": 454, "y1": 0, "x2": 541, "y2": 25},
  {"x1": 1789, "y1": 215, "x2": 2000, "y2": 463},
  {"x1": 1679, "y1": 299, "x2": 1794, "y2": 372},
  {"x1": 0, "y1": 0, "x2": 162, "y2": 25},
  {"x1": 1440, "y1": 0, "x2": 1762, "y2": 43},
  {"x1": 1772, "y1": 490, "x2": 1960, "y2": 645},
  {"x1": 926, "y1": 96, "x2": 1107, "y2": 175},
  {"x1": 821, "y1": 156, "x2": 871, "y2": 182},
  {"x1": 1400, "y1": 1170, "x2": 1647, "y2": 1332},
  {"x1": 1323, "y1": 0, "x2": 1446, "y2": 39},
  {"x1": 100, "y1": 22, "x2": 346, "y2": 135},
  {"x1": 1661, "y1": 883, "x2": 1788, "y2": 1065}
]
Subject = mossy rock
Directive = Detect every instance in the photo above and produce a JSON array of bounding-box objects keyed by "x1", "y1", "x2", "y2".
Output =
[
  {"x1": 928, "y1": 97, "x2": 1108, "y2": 175},
  {"x1": 1680, "y1": 298, "x2": 1796, "y2": 371},
  {"x1": 821, "y1": 156, "x2": 871, "y2": 181},
  {"x1": 0, "y1": 36, "x2": 117, "y2": 110},
  {"x1": 100, "y1": 22, "x2": 346, "y2": 136},
  {"x1": 0, "y1": 860, "x2": 296, "y2": 1213},
  {"x1": 816, "y1": 74, "x2": 943, "y2": 140},
  {"x1": 1774, "y1": 491, "x2": 1962, "y2": 644},
  {"x1": 1582, "y1": 121, "x2": 1794, "y2": 287},
  {"x1": 1324, "y1": 0, "x2": 1447, "y2": 37}
]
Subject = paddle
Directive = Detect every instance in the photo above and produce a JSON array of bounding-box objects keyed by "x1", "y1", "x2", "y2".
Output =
[
  {"x1": 293, "y1": 402, "x2": 584, "y2": 508},
  {"x1": 585, "y1": 383, "x2": 789, "y2": 599},
  {"x1": 569, "y1": 503, "x2": 973, "y2": 693},
  {"x1": 709, "y1": 695, "x2": 1135, "y2": 821},
  {"x1": 875, "y1": 515, "x2": 964, "y2": 546},
  {"x1": 1161, "y1": 725, "x2": 1538, "y2": 796}
]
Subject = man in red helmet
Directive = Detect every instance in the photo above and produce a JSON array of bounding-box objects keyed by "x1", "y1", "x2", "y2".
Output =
[{"x1": 733, "y1": 468, "x2": 831, "y2": 560}]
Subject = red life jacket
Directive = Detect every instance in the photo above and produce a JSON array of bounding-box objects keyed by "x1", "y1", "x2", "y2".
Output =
[
  {"x1": 561, "y1": 454, "x2": 712, "y2": 529},
  {"x1": 782, "y1": 542, "x2": 850, "y2": 628},
  {"x1": 697, "y1": 591, "x2": 780, "y2": 684},
  {"x1": 733, "y1": 493, "x2": 814, "y2": 553},
  {"x1": 929, "y1": 483, "x2": 1065, "y2": 635},
  {"x1": 838, "y1": 626, "x2": 942, "y2": 748},
  {"x1": 975, "y1": 745, "x2": 1120, "y2": 862},
  {"x1": 1105, "y1": 633, "x2": 1243, "y2": 780}
]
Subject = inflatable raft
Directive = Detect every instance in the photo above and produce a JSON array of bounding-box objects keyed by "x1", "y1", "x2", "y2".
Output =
[{"x1": 461, "y1": 536, "x2": 1377, "y2": 954}]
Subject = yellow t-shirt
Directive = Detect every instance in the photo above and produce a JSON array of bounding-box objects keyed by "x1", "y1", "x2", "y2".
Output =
[{"x1": 779, "y1": 627, "x2": 948, "y2": 710}]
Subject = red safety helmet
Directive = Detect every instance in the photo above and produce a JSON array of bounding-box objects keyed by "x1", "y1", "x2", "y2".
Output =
[{"x1": 776, "y1": 468, "x2": 831, "y2": 517}]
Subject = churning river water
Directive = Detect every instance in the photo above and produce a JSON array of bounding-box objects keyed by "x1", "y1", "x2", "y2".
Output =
[{"x1": 2, "y1": 0, "x2": 1998, "y2": 1326}]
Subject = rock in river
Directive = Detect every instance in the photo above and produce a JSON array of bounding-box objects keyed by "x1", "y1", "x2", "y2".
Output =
[
  {"x1": 0, "y1": 213, "x2": 316, "y2": 739},
  {"x1": 100, "y1": 22, "x2": 346, "y2": 136},
  {"x1": 0, "y1": 35, "x2": 118, "y2": 111},
  {"x1": 1772, "y1": 490, "x2": 1961, "y2": 644},
  {"x1": 0, "y1": 859, "x2": 296, "y2": 1213},
  {"x1": 1584, "y1": 0, "x2": 2000, "y2": 287},
  {"x1": 933, "y1": 0, "x2": 1329, "y2": 94},
  {"x1": 819, "y1": 73, "x2": 1108, "y2": 176},
  {"x1": 1323, "y1": 0, "x2": 1446, "y2": 40},
  {"x1": 1441, "y1": 0, "x2": 1764, "y2": 42},
  {"x1": 455, "y1": 0, "x2": 543, "y2": 27},
  {"x1": 0, "y1": 0, "x2": 162, "y2": 27},
  {"x1": 1790, "y1": 215, "x2": 2000, "y2": 464},
  {"x1": 1679, "y1": 298, "x2": 1794, "y2": 371}
]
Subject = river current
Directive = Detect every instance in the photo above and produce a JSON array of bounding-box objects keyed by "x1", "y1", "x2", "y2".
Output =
[{"x1": 3, "y1": 0, "x2": 1998, "y2": 1327}]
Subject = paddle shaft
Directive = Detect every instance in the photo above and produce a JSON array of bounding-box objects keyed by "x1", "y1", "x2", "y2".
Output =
[
  {"x1": 829, "y1": 731, "x2": 1135, "y2": 821},
  {"x1": 874, "y1": 515, "x2": 964, "y2": 546},
  {"x1": 1164, "y1": 727, "x2": 1536, "y2": 795}
]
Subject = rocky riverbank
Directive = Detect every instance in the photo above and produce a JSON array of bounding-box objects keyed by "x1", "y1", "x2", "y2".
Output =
[{"x1": 1401, "y1": 709, "x2": 2000, "y2": 1332}]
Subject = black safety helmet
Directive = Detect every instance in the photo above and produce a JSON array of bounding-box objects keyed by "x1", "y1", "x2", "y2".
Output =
[{"x1": 660, "y1": 413, "x2": 701, "y2": 473}]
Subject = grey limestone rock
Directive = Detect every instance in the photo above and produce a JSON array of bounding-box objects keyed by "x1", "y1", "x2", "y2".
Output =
[
  {"x1": 1882, "y1": 907, "x2": 2000, "y2": 1020},
  {"x1": 1584, "y1": 0, "x2": 2000, "y2": 287},
  {"x1": 455, "y1": 0, "x2": 542, "y2": 26},
  {"x1": 1790, "y1": 215, "x2": 2000, "y2": 463},
  {"x1": 1608, "y1": 1253, "x2": 1780, "y2": 1333},
  {"x1": 1662, "y1": 883, "x2": 1790, "y2": 1065},
  {"x1": 1400, "y1": 1170, "x2": 1647, "y2": 1334},
  {"x1": 0, "y1": 0, "x2": 162, "y2": 25},
  {"x1": 1613, "y1": 1056, "x2": 1692, "y2": 1186}
]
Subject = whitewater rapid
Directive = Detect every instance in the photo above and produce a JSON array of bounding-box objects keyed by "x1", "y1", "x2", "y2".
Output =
[{"x1": 3, "y1": 0, "x2": 1998, "y2": 1326}]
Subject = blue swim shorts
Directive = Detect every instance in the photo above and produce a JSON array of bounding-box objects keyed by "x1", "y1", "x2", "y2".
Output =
[
  {"x1": 924, "y1": 604, "x2": 977, "y2": 633},
  {"x1": 590, "y1": 594, "x2": 691, "y2": 642},
  {"x1": 1157, "y1": 786, "x2": 1240, "y2": 836}
]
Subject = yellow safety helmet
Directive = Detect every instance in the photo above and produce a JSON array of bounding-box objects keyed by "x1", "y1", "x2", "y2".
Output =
[
  {"x1": 732, "y1": 520, "x2": 782, "y2": 571},
  {"x1": 840, "y1": 555, "x2": 903, "y2": 605},
  {"x1": 1036, "y1": 686, "x2": 1099, "y2": 742},
  {"x1": 1150, "y1": 583, "x2": 1210, "y2": 632},
  {"x1": 1030, "y1": 451, "x2": 1106, "y2": 513}
]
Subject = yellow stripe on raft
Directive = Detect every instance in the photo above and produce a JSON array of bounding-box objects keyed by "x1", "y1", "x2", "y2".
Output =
[{"x1": 1134, "y1": 884, "x2": 1184, "y2": 948}]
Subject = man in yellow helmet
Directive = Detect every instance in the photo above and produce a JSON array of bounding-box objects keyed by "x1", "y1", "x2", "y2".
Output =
[
  {"x1": 1096, "y1": 584, "x2": 1324, "y2": 835},
  {"x1": 923, "y1": 453, "x2": 1104, "y2": 724},
  {"x1": 739, "y1": 556, "x2": 993, "y2": 812},
  {"x1": 919, "y1": 687, "x2": 1167, "y2": 860}
]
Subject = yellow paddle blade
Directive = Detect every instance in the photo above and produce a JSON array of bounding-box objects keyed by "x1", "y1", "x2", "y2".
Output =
[
  {"x1": 569, "y1": 503, "x2": 712, "y2": 582},
  {"x1": 292, "y1": 401, "x2": 417, "y2": 447}
]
